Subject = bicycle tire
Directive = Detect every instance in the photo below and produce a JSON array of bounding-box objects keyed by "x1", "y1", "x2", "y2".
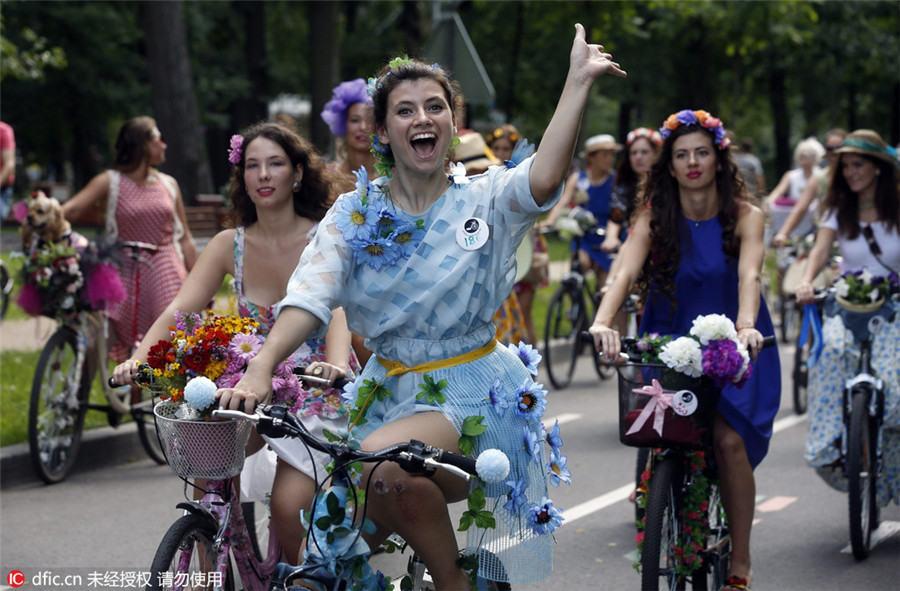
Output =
[
  {"x1": 792, "y1": 330, "x2": 811, "y2": 415},
  {"x1": 641, "y1": 457, "x2": 686, "y2": 590},
  {"x1": 148, "y1": 513, "x2": 235, "y2": 591},
  {"x1": 847, "y1": 389, "x2": 877, "y2": 560},
  {"x1": 133, "y1": 399, "x2": 167, "y2": 464},
  {"x1": 544, "y1": 285, "x2": 581, "y2": 389},
  {"x1": 695, "y1": 484, "x2": 731, "y2": 591},
  {"x1": 28, "y1": 327, "x2": 90, "y2": 484}
]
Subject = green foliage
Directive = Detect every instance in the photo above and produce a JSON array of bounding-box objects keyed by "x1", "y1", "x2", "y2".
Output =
[
  {"x1": 416, "y1": 373, "x2": 447, "y2": 404},
  {"x1": 457, "y1": 486, "x2": 496, "y2": 532},
  {"x1": 457, "y1": 414, "x2": 487, "y2": 456},
  {"x1": 0, "y1": 15, "x2": 67, "y2": 81}
]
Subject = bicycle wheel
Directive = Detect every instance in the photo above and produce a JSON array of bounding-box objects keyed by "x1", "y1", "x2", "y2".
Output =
[
  {"x1": 544, "y1": 285, "x2": 582, "y2": 389},
  {"x1": 695, "y1": 484, "x2": 731, "y2": 591},
  {"x1": 133, "y1": 397, "x2": 167, "y2": 464},
  {"x1": 148, "y1": 513, "x2": 235, "y2": 591},
  {"x1": 28, "y1": 327, "x2": 90, "y2": 484},
  {"x1": 0, "y1": 261, "x2": 11, "y2": 320},
  {"x1": 641, "y1": 457, "x2": 686, "y2": 591},
  {"x1": 847, "y1": 389, "x2": 877, "y2": 560},
  {"x1": 792, "y1": 330, "x2": 811, "y2": 415}
]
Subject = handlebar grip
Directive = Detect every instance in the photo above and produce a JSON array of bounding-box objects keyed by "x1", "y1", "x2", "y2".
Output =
[
  {"x1": 761, "y1": 335, "x2": 776, "y2": 349},
  {"x1": 435, "y1": 449, "x2": 478, "y2": 476}
]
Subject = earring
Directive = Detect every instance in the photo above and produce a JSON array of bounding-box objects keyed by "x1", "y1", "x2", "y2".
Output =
[{"x1": 292, "y1": 180, "x2": 302, "y2": 193}]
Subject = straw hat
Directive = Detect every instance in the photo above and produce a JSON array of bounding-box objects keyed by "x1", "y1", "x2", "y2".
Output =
[
  {"x1": 453, "y1": 132, "x2": 501, "y2": 172},
  {"x1": 584, "y1": 134, "x2": 622, "y2": 154},
  {"x1": 835, "y1": 129, "x2": 900, "y2": 168}
]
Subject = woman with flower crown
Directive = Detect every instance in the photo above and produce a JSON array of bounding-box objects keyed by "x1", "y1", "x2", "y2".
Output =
[
  {"x1": 112, "y1": 121, "x2": 360, "y2": 565},
  {"x1": 794, "y1": 129, "x2": 900, "y2": 509},
  {"x1": 219, "y1": 25, "x2": 626, "y2": 589},
  {"x1": 590, "y1": 109, "x2": 781, "y2": 591}
]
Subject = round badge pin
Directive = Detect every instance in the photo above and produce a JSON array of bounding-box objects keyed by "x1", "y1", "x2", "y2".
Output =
[
  {"x1": 456, "y1": 217, "x2": 489, "y2": 251},
  {"x1": 672, "y1": 390, "x2": 698, "y2": 417}
]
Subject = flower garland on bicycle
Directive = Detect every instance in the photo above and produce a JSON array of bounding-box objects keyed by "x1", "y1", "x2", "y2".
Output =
[{"x1": 219, "y1": 28, "x2": 626, "y2": 589}]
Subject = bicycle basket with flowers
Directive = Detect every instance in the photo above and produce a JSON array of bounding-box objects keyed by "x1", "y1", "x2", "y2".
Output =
[
  {"x1": 833, "y1": 268, "x2": 898, "y2": 312},
  {"x1": 618, "y1": 314, "x2": 753, "y2": 450},
  {"x1": 16, "y1": 237, "x2": 126, "y2": 320}
]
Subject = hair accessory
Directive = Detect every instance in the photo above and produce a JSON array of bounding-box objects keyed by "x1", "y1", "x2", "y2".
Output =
[
  {"x1": 584, "y1": 134, "x2": 622, "y2": 154},
  {"x1": 228, "y1": 134, "x2": 244, "y2": 165},
  {"x1": 320, "y1": 79, "x2": 372, "y2": 137},
  {"x1": 659, "y1": 110, "x2": 731, "y2": 149},
  {"x1": 626, "y1": 127, "x2": 663, "y2": 147},
  {"x1": 488, "y1": 127, "x2": 519, "y2": 145},
  {"x1": 835, "y1": 129, "x2": 900, "y2": 169}
]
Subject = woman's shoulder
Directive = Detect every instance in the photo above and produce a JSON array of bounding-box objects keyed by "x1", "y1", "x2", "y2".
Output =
[{"x1": 736, "y1": 199, "x2": 764, "y2": 226}]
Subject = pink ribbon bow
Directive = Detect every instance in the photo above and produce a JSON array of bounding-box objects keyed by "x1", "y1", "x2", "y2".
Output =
[{"x1": 626, "y1": 379, "x2": 675, "y2": 437}]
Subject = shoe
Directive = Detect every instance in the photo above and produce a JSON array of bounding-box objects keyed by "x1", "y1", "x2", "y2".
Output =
[{"x1": 722, "y1": 574, "x2": 751, "y2": 591}]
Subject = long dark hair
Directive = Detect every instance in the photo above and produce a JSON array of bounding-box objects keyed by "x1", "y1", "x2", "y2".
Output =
[
  {"x1": 113, "y1": 116, "x2": 157, "y2": 173},
  {"x1": 638, "y1": 125, "x2": 748, "y2": 309},
  {"x1": 824, "y1": 154, "x2": 900, "y2": 240},
  {"x1": 226, "y1": 122, "x2": 335, "y2": 227}
]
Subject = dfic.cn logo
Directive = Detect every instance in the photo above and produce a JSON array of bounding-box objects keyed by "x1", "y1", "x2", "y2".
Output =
[{"x1": 7, "y1": 570, "x2": 25, "y2": 588}]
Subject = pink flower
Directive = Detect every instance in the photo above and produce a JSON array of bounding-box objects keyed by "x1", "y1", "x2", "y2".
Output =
[
  {"x1": 229, "y1": 333, "x2": 262, "y2": 363},
  {"x1": 16, "y1": 282, "x2": 43, "y2": 316},
  {"x1": 227, "y1": 134, "x2": 244, "y2": 164},
  {"x1": 85, "y1": 262, "x2": 127, "y2": 310}
]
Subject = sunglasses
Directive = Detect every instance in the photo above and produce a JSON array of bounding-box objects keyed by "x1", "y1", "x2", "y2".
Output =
[{"x1": 862, "y1": 224, "x2": 882, "y2": 256}]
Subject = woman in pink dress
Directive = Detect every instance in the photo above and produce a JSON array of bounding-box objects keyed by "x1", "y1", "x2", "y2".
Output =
[{"x1": 63, "y1": 116, "x2": 197, "y2": 361}]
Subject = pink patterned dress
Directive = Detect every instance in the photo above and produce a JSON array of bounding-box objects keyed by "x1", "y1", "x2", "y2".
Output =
[{"x1": 108, "y1": 173, "x2": 187, "y2": 361}]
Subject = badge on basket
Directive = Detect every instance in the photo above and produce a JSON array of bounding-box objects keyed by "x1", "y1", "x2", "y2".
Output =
[
  {"x1": 456, "y1": 217, "x2": 488, "y2": 251},
  {"x1": 672, "y1": 390, "x2": 698, "y2": 417}
]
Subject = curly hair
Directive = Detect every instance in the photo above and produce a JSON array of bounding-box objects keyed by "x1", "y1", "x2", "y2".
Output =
[
  {"x1": 226, "y1": 121, "x2": 335, "y2": 227},
  {"x1": 823, "y1": 154, "x2": 900, "y2": 240},
  {"x1": 638, "y1": 124, "x2": 749, "y2": 313}
]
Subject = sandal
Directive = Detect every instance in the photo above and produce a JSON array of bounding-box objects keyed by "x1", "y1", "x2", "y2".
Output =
[{"x1": 722, "y1": 574, "x2": 751, "y2": 591}]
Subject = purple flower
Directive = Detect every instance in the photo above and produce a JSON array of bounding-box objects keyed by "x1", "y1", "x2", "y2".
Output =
[
  {"x1": 676, "y1": 110, "x2": 699, "y2": 126},
  {"x1": 529, "y1": 497, "x2": 564, "y2": 535},
  {"x1": 320, "y1": 79, "x2": 371, "y2": 137},
  {"x1": 701, "y1": 339, "x2": 745, "y2": 388},
  {"x1": 228, "y1": 134, "x2": 244, "y2": 165}
]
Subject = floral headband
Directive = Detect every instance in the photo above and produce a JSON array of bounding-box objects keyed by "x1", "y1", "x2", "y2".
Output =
[
  {"x1": 626, "y1": 127, "x2": 663, "y2": 147},
  {"x1": 320, "y1": 79, "x2": 372, "y2": 137},
  {"x1": 660, "y1": 110, "x2": 730, "y2": 149},
  {"x1": 228, "y1": 134, "x2": 244, "y2": 165},
  {"x1": 487, "y1": 127, "x2": 520, "y2": 145}
]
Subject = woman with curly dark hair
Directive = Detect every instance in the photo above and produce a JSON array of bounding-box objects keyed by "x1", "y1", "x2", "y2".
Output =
[{"x1": 590, "y1": 110, "x2": 780, "y2": 591}]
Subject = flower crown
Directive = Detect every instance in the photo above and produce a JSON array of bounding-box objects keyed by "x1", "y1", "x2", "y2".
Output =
[
  {"x1": 660, "y1": 110, "x2": 730, "y2": 149},
  {"x1": 487, "y1": 127, "x2": 519, "y2": 146},
  {"x1": 321, "y1": 78, "x2": 372, "y2": 137},
  {"x1": 227, "y1": 134, "x2": 244, "y2": 165},
  {"x1": 626, "y1": 127, "x2": 663, "y2": 147}
]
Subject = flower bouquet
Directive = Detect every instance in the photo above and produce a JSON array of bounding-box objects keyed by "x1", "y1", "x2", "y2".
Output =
[
  {"x1": 16, "y1": 237, "x2": 126, "y2": 320},
  {"x1": 833, "y1": 269, "x2": 898, "y2": 313},
  {"x1": 618, "y1": 314, "x2": 752, "y2": 449}
]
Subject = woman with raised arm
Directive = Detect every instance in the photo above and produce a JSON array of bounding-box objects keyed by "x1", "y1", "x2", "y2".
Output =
[
  {"x1": 112, "y1": 121, "x2": 359, "y2": 565},
  {"x1": 590, "y1": 110, "x2": 781, "y2": 591},
  {"x1": 219, "y1": 25, "x2": 626, "y2": 589}
]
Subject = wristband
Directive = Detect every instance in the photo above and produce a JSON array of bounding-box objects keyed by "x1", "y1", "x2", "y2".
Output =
[{"x1": 737, "y1": 326, "x2": 755, "y2": 333}]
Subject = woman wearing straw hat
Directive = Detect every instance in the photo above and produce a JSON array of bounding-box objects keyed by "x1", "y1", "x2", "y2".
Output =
[{"x1": 795, "y1": 129, "x2": 900, "y2": 508}]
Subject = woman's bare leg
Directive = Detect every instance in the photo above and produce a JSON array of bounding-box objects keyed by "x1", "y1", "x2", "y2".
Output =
[{"x1": 713, "y1": 413, "x2": 755, "y2": 589}]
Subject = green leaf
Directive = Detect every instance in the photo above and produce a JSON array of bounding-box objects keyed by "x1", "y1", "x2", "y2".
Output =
[
  {"x1": 467, "y1": 487, "x2": 486, "y2": 511},
  {"x1": 461, "y1": 415, "x2": 487, "y2": 437},
  {"x1": 315, "y1": 515, "x2": 332, "y2": 531},
  {"x1": 458, "y1": 435, "x2": 474, "y2": 456},
  {"x1": 474, "y1": 510, "x2": 496, "y2": 529},
  {"x1": 457, "y1": 513, "x2": 474, "y2": 532}
]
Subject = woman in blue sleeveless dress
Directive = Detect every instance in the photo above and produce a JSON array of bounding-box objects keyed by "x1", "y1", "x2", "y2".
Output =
[
  {"x1": 220, "y1": 27, "x2": 627, "y2": 589},
  {"x1": 590, "y1": 110, "x2": 780, "y2": 591}
]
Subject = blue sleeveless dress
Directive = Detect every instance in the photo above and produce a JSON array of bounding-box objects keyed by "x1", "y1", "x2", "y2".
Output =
[
  {"x1": 575, "y1": 171, "x2": 619, "y2": 271},
  {"x1": 639, "y1": 216, "x2": 781, "y2": 468}
]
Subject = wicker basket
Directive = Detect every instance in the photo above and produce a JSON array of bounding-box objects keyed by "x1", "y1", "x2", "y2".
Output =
[
  {"x1": 616, "y1": 363, "x2": 720, "y2": 450},
  {"x1": 154, "y1": 400, "x2": 251, "y2": 480},
  {"x1": 835, "y1": 294, "x2": 884, "y2": 313}
]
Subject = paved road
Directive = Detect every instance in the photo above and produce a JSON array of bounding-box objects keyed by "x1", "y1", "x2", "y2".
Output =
[{"x1": 1, "y1": 342, "x2": 898, "y2": 590}]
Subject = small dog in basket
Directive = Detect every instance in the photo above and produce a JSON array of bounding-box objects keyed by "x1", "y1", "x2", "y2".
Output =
[{"x1": 21, "y1": 190, "x2": 88, "y2": 253}]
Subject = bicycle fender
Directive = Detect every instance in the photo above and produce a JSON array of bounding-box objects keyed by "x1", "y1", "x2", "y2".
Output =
[{"x1": 175, "y1": 502, "x2": 219, "y2": 529}]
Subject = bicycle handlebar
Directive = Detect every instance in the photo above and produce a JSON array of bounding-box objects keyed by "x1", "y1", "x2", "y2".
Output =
[
  {"x1": 108, "y1": 363, "x2": 350, "y2": 391},
  {"x1": 579, "y1": 331, "x2": 776, "y2": 363}
]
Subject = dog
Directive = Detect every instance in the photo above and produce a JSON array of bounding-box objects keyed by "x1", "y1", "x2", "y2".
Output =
[{"x1": 21, "y1": 190, "x2": 87, "y2": 252}]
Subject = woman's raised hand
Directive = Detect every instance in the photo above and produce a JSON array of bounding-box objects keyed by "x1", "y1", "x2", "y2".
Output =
[{"x1": 570, "y1": 23, "x2": 628, "y2": 84}]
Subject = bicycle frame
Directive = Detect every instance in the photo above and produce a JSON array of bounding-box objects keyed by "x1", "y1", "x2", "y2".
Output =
[{"x1": 841, "y1": 338, "x2": 885, "y2": 476}]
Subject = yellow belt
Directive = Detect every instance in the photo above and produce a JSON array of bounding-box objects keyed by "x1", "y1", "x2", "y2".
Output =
[{"x1": 377, "y1": 339, "x2": 499, "y2": 378}]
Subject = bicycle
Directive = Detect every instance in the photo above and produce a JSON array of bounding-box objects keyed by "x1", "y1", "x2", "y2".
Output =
[
  {"x1": 27, "y1": 239, "x2": 165, "y2": 483},
  {"x1": 0, "y1": 258, "x2": 12, "y2": 320},
  {"x1": 144, "y1": 375, "x2": 512, "y2": 591},
  {"x1": 789, "y1": 293, "x2": 826, "y2": 415},
  {"x1": 592, "y1": 332, "x2": 774, "y2": 590},
  {"x1": 811, "y1": 289, "x2": 895, "y2": 560},
  {"x1": 543, "y1": 222, "x2": 637, "y2": 389}
]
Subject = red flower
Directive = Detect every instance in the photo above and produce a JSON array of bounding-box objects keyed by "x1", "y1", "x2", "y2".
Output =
[
  {"x1": 183, "y1": 347, "x2": 211, "y2": 372},
  {"x1": 635, "y1": 531, "x2": 645, "y2": 545},
  {"x1": 147, "y1": 340, "x2": 175, "y2": 369}
]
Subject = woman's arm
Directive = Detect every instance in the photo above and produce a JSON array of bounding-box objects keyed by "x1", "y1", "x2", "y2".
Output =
[
  {"x1": 734, "y1": 202, "x2": 766, "y2": 356},
  {"x1": 306, "y1": 307, "x2": 354, "y2": 384},
  {"x1": 61, "y1": 171, "x2": 110, "y2": 224},
  {"x1": 601, "y1": 219, "x2": 623, "y2": 252},
  {"x1": 794, "y1": 226, "x2": 836, "y2": 303},
  {"x1": 763, "y1": 171, "x2": 791, "y2": 211},
  {"x1": 530, "y1": 24, "x2": 626, "y2": 203},
  {"x1": 772, "y1": 176, "x2": 819, "y2": 247},
  {"x1": 170, "y1": 180, "x2": 198, "y2": 271},
  {"x1": 111, "y1": 230, "x2": 234, "y2": 385}
]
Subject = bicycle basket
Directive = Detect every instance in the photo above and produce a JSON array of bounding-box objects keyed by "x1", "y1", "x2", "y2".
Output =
[
  {"x1": 153, "y1": 400, "x2": 252, "y2": 479},
  {"x1": 616, "y1": 363, "x2": 720, "y2": 450}
]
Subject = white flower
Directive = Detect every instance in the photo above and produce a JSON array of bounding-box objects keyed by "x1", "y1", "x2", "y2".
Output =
[
  {"x1": 476, "y1": 449, "x2": 510, "y2": 483},
  {"x1": 689, "y1": 314, "x2": 737, "y2": 345},
  {"x1": 835, "y1": 278, "x2": 850, "y2": 298},
  {"x1": 184, "y1": 376, "x2": 218, "y2": 411},
  {"x1": 659, "y1": 337, "x2": 703, "y2": 377},
  {"x1": 870, "y1": 288, "x2": 880, "y2": 303},
  {"x1": 734, "y1": 343, "x2": 752, "y2": 382},
  {"x1": 449, "y1": 162, "x2": 469, "y2": 187},
  {"x1": 860, "y1": 268, "x2": 873, "y2": 285}
]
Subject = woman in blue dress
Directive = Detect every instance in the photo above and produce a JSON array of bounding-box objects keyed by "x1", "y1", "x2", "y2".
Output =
[
  {"x1": 219, "y1": 25, "x2": 627, "y2": 589},
  {"x1": 590, "y1": 110, "x2": 780, "y2": 591}
]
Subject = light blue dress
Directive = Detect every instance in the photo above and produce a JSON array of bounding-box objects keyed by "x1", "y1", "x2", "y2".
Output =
[{"x1": 278, "y1": 156, "x2": 563, "y2": 583}]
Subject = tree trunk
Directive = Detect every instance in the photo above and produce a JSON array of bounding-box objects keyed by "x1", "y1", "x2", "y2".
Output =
[
  {"x1": 308, "y1": 1, "x2": 340, "y2": 156},
  {"x1": 234, "y1": 1, "x2": 270, "y2": 128},
  {"x1": 142, "y1": 0, "x2": 213, "y2": 204}
]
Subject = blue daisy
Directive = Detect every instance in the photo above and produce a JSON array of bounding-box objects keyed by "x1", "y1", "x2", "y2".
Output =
[
  {"x1": 546, "y1": 419, "x2": 564, "y2": 454},
  {"x1": 353, "y1": 166, "x2": 371, "y2": 198},
  {"x1": 529, "y1": 497, "x2": 564, "y2": 535},
  {"x1": 504, "y1": 475, "x2": 529, "y2": 514},
  {"x1": 547, "y1": 449, "x2": 572, "y2": 486},
  {"x1": 523, "y1": 426, "x2": 544, "y2": 466},
  {"x1": 355, "y1": 235, "x2": 399, "y2": 270},
  {"x1": 488, "y1": 377, "x2": 508, "y2": 418},
  {"x1": 389, "y1": 220, "x2": 425, "y2": 260},
  {"x1": 335, "y1": 193, "x2": 379, "y2": 242},
  {"x1": 515, "y1": 379, "x2": 548, "y2": 423},
  {"x1": 507, "y1": 341, "x2": 542, "y2": 375}
]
